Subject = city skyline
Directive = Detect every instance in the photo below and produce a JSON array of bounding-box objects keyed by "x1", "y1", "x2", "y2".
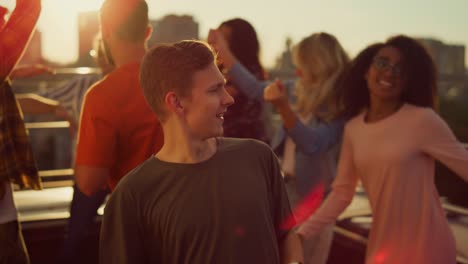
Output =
[{"x1": 2, "y1": 0, "x2": 468, "y2": 68}]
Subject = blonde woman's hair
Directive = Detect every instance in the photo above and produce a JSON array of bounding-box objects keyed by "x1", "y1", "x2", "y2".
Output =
[{"x1": 292, "y1": 32, "x2": 349, "y2": 121}]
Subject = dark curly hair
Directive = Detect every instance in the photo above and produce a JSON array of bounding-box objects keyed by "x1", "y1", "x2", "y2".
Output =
[{"x1": 338, "y1": 35, "x2": 437, "y2": 118}]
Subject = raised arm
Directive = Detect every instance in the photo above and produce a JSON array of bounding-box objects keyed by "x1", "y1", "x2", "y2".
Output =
[
  {"x1": 0, "y1": 0, "x2": 41, "y2": 80},
  {"x1": 420, "y1": 109, "x2": 468, "y2": 182},
  {"x1": 208, "y1": 29, "x2": 294, "y2": 100},
  {"x1": 263, "y1": 79, "x2": 345, "y2": 154},
  {"x1": 228, "y1": 62, "x2": 269, "y2": 100},
  {"x1": 296, "y1": 126, "x2": 358, "y2": 238}
]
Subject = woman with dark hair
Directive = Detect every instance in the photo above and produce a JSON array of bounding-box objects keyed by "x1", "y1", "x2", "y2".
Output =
[
  {"x1": 297, "y1": 35, "x2": 468, "y2": 264},
  {"x1": 209, "y1": 29, "x2": 348, "y2": 264},
  {"x1": 216, "y1": 18, "x2": 269, "y2": 142}
]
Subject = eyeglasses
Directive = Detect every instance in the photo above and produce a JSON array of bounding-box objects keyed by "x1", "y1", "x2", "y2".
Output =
[{"x1": 372, "y1": 57, "x2": 403, "y2": 77}]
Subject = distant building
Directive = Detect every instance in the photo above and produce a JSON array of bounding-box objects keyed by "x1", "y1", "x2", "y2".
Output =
[
  {"x1": 148, "y1": 15, "x2": 199, "y2": 47},
  {"x1": 19, "y1": 30, "x2": 43, "y2": 65},
  {"x1": 418, "y1": 38, "x2": 466, "y2": 99},
  {"x1": 77, "y1": 11, "x2": 99, "y2": 66},
  {"x1": 268, "y1": 37, "x2": 296, "y2": 81}
]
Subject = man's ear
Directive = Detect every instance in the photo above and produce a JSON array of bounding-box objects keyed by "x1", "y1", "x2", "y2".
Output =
[
  {"x1": 145, "y1": 25, "x2": 153, "y2": 42},
  {"x1": 100, "y1": 22, "x2": 111, "y2": 40},
  {"x1": 165, "y1": 91, "x2": 184, "y2": 116}
]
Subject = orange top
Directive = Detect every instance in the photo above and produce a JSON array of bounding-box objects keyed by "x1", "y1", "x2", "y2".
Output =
[{"x1": 76, "y1": 62, "x2": 164, "y2": 190}]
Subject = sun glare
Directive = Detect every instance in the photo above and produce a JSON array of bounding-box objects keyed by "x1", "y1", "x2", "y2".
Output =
[
  {"x1": 36, "y1": 0, "x2": 105, "y2": 63},
  {"x1": 44, "y1": 0, "x2": 104, "y2": 22},
  {"x1": 47, "y1": 0, "x2": 104, "y2": 12}
]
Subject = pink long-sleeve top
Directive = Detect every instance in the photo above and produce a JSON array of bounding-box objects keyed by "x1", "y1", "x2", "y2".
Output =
[{"x1": 297, "y1": 104, "x2": 468, "y2": 264}]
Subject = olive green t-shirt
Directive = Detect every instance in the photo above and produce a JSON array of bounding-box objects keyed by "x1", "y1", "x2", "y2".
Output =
[{"x1": 100, "y1": 138, "x2": 294, "y2": 264}]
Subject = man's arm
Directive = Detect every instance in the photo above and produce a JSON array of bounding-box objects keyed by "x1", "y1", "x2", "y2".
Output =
[
  {"x1": 75, "y1": 88, "x2": 116, "y2": 196},
  {"x1": 265, "y1": 146, "x2": 304, "y2": 263},
  {"x1": 280, "y1": 230, "x2": 304, "y2": 264},
  {"x1": 74, "y1": 165, "x2": 109, "y2": 197},
  {"x1": 100, "y1": 187, "x2": 145, "y2": 264}
]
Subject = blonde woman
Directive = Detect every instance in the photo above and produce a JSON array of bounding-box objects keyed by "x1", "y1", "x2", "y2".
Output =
[{"x1": 209, "y1": 31, "x2": 349, "y2": 264}]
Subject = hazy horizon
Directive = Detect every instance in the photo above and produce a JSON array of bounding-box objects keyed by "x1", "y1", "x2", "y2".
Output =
[{"x1": 2, "y1": 0, "x2": 468, "y2": 68}]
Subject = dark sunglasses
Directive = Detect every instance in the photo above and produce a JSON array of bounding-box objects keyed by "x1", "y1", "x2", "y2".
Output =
[{"x1": 372, "y1": 57, "x2": 403, "y2": 77}]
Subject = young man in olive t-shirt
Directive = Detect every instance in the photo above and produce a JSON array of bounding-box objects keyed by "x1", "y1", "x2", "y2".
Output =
[{"x1": 99, "y1": 40, "x2": 303, "y2": 264}]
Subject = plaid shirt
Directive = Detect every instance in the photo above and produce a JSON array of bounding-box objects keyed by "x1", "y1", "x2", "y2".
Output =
[{"x1": 0, "y1": 80, "x2": 41, "y2": 199}]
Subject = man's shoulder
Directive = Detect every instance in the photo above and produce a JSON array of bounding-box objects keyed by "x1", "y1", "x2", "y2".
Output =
[
  {"x1": 218, "y1": 137, "x2": 274, "y2": 159},
  {"x1": 86, "y1": 63, "x2": 139, "y2": 100},
  {"x1": 114, "y1": 156, "x2": 160, "y2": 189}
]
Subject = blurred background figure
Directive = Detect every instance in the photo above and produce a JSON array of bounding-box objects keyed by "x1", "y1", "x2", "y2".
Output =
[
  {"x1": 74, "y1": 0, "x2": 163, "y2": 207},
  {"x1": 216, "y1": 18, "x2": 269, "y2": 143},
  {"x1": 0, "y1": 0, "x2": 43, "y2": 263},
  {"x1": 16, "y1": 35, "x2": 115, "y2": 145},
  {"x1": 262, "y1": 33, "x2": 349, "y2": 264},
  {"x1": 14, "y1": 34, "x2": 115, "y2": 264}
]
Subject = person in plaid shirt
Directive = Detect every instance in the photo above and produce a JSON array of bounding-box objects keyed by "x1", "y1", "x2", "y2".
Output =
[{"x1": 0, "y1": 1, "x2": 43, "y2": 263}]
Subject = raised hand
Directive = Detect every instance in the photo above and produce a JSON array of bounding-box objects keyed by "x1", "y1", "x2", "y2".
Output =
[
  {"x1": 207, "y1": 29, "x2": 236, "y2": 69},
  {"x1": 264, "y1": 79, "x2": 289, "y2": 109}
]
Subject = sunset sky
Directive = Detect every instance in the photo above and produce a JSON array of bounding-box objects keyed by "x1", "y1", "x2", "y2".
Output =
[{"x1": 3, "y1": 0, "x2": 468, "y2": 68}]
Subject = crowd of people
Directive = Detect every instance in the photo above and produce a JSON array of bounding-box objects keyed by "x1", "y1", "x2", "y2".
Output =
[{"x1": 1, "y1": 0, "x2": 467, "y2": 264}]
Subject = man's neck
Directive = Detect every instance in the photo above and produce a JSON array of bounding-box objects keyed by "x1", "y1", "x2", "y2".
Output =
[
  {"x1": 155, "y1": 122, "x2": 218, "y2": 164},
  {"x1": 112, "y1": 43, "x2": 147, "y2": 67}
]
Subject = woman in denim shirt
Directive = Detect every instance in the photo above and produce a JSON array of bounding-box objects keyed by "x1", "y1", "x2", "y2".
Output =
[{"x1": 209, "y1": 31, "x2": 349, "y2": 264}]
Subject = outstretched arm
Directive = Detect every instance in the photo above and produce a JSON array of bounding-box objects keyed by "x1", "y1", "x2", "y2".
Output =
[
  {"x1": 208, "y1": 29, "x2": 295, "y2": 100},
  {"x1": 420, "y1": 109, "x2": 468, "y2": 182},
  {"x1": 16, "y1": 93, "x2": 77, "y2": 135},
  {"x1": 0, "y1": 0, "x2": 42, "y2": 80}
]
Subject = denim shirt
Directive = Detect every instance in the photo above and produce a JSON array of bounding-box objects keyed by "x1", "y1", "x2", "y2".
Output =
[
  {"x1": 272, "y1": 118, "x2": 343, "y2": 198},
  {"x1": 228, "y1": 62, "x2": 345, "y2": 198}
]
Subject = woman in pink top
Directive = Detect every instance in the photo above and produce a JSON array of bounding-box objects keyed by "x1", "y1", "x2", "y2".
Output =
[{"x1": 296, "y1": 35, "x2": 468, "y2": 264}]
